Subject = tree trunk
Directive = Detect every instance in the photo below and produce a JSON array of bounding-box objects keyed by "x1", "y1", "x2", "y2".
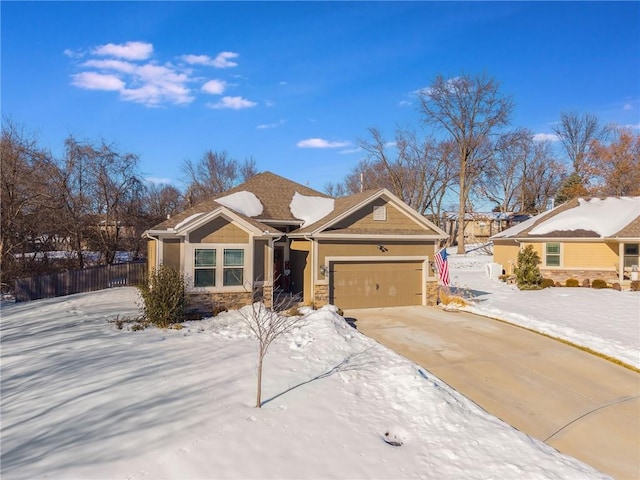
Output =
[
  {"x1": 256, "y1": 354, "x2": 263, "y2": 408},
  {"x1": 457, "y1": 158, "x2": 466, "y2": 254}
]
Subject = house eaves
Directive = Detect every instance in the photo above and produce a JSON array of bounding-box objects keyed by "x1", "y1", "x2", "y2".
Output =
[{"x1": 291, "y1": 188, "x2": 447, "y2": 238}]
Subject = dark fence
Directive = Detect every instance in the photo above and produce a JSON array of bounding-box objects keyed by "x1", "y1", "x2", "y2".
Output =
[{"x1": 14, "y1": 262, "x2": 146, "y2": 302}]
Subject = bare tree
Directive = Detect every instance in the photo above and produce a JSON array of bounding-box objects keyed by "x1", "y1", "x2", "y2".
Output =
[
  {"x1": 479, "y1": 129, "x2": 563, "y2": 213},
  {"x1": 335, "y1": 127, "x2": 454, "y2": 221},
  {"x1": 553, "y1": 112, "x2": 607, "y2": 175},
  {"x1": 588, "y1": 126, "x2": 640, "y2": 196},
  {"x1": 48, "y1": 137, "x2": 143, "y2": 267},
  {"x1": 238, "y1": 299, "x2": 305, "y2": 408},
  {"x1": 144, "y1": 183, "x2": 183, "y2": 224},
  {"x1": 182, "y1": 150, "x2": 258, "y2": 206},
  {"x1": 1, "y1": 119, "x2": 57, "y2": 283},
  {"x1": 418, "y1": 73, "x2": 513, "y2": 253}
]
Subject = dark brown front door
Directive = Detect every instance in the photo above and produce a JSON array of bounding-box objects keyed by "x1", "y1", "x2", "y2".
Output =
[{"x1": 274, "y1": 247, "x2": 284, "y2": 290}]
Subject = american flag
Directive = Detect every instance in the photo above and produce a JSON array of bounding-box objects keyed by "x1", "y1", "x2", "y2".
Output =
[{"x1": 434, "y1": 248, "x2": 450, "y2": 286}]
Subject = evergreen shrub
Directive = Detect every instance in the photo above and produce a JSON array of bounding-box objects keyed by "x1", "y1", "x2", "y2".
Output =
[
  {"x1": 591, "y1": 279, "x2": 608, "y2": 289},
  {"x1": 515, "y1": 245, "x2": 542, "y2": 290},
  {"x1": 137, "y1": 265, "x2": 186, "y2": 328},
  {"x1": 565, "y1": 278, "x2": 580, "y2": 287},
  {"x1": 540, "y1": 278, "x2": 555, "y2": 289}
]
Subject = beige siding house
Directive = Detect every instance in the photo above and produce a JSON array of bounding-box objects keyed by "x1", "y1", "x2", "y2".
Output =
[
  {"x1": 491, "y1": 196, "x2": 640, "y2": 286},
  {"x1": 143, "y1": 172, "x2": 447, "y2": 311}
]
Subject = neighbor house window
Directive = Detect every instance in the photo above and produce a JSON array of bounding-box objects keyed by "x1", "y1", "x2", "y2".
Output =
[
  {"x1": 223, "y1": 249, "x2": 244, "y2": 286},
  {"x1": 545, "y1": 243, "x2": 560, "y2": 267},
  {"x1": 194, "y1": 248, "x2": 216, "y2": 287},
  {"x1": 624, "y1": 243, "x2": 639, "y2": 269}
]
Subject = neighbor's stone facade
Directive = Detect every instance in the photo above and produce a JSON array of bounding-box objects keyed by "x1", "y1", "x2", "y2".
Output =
[{"x1": 540, "y1": 269, "x2": 618, "y2": 285}]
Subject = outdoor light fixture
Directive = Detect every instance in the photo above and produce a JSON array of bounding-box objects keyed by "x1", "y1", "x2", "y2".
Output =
[
  {"x1": 378, "y1": 244, "x2": 388, "y2": 252},
  {"x1": 319, "y1": 265, "x2": 328, "y2": 276}
]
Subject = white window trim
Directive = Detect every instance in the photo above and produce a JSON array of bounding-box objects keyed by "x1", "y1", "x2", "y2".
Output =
[
  {"x1": 185, "y1": 242, "x2": 252, "y2": 293},
  {"x1": 544, "y1": 242, "x2": 562, "y2": 268}
]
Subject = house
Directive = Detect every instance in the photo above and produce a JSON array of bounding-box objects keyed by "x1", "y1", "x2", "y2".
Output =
[
  {"x1": 491, "y1": 196, "x2": 640, "y2": 286},
  {"x1": 442, "y1": 211, "x2": 531, "y2": 243},
  {"x1": 143, "y1": 172, "x2": 448, "y2": 311}
]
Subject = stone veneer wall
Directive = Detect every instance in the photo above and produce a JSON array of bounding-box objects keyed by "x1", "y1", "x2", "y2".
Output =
[
  {"x1": 187, "y1": 292, "x2": 253, "y2": 314},
  {"x1": 541, "y1": 269, "x2": 619, "y2": 284},
  {"x1": 425, "y1": 280, "x2": 439, "y2": 306},
  {"x1": 314, "y1": 284, "x2": 329, "y2": 307}
]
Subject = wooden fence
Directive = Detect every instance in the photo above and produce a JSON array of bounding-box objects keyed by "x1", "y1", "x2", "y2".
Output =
[{"x1": 14, "y1": 262, "x2": 146, "y2": 302}]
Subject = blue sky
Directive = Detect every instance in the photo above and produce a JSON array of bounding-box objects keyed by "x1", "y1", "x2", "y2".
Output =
[{"x1": 2, "y1": 1, "x2": 639, "y2": 193}]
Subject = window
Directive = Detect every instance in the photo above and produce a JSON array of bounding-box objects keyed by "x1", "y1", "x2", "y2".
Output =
[
  {"x1": 624, "y1": 243, "x2": 639, "y2": 269},
  {"x1": 223, "y1": 249, "x2": 244, "y2": 286},
  {"x1": 194, "y1": 249, "x2": 216, "y2": 287},
  {"x1": 545, "y1": 243, "x2": 560, "y2": 266}
]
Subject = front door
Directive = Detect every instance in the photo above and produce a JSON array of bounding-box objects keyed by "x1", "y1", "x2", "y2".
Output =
[{"x1": 274, "y1": 247, "x2": 284, "y2": 290}]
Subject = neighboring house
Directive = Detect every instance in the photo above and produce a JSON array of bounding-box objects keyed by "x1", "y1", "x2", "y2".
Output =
[
  {"x1": 442, "y1": 212, "x2": 531, "y2": 243},
  {"x1": 491, "y1": 196, "x2": 640, "y2": 286},
  {"x1": 143, "y1": 172, "x2": 448, "y2": 311}
]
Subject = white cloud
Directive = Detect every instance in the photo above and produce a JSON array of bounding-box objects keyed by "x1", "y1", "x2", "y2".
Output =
[
  {"x1": 623, "y1": 123, "x2": 640, "y2": 130},
  {"x1": 181, "y1": 54, "x2": 215, "y2": 66},
  {"x1": 63, "y1": 48, "x2": 83, "y2": 59},
  {"x1": 82, "y1": 59, "x2": 137, "y2": 74},
  {"x1": 297, "y1": 138, "x2": 351, "y2": 148},
  {"x1": 279, "y1": 81, "x2": 288, "y2": 86},
  {"x1": 212, "y1": 51, "x2": 239, "y2": 68},
  {"x1": 207, "y1": 96, "x2": 257, "y2": 110},
  {"x1": 92, "y1": 41, "x2": 153, "y2": 60},
  {"x1": 398, "y1": 100, "x2": 412, "y2": 107},
  {"x1": 339, "y1": 147, "x2": 362, "y2": 154},
  {"x1": 184, "y1": 52, "x2": 239, "y2": 68},
  {"x1": 623, "y1": 103, "x2": 633, "y2": 111},
  {"x1": 71, "y1": 72, "x2": 125, "y2": 91},
  {"x1": 68, "y1": 42, "x2": 247, "y2": 107},
  {"x1": 257, "y1": 119, "x2": 286, "y2": 129},
  {"x1": 533, "y1": 133, "x2": 560, "y2": 142},
  {"x1": 145, "y1": 177, "x2": 174, "y2": 185},
  {"x1": 201, "y1": 79, "x2": 227, "y2": 95}
]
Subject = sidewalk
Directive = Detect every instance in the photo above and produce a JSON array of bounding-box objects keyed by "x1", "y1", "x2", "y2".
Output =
[{"x1": 344, "y1": 306, "x2": 640, "y2": 480}]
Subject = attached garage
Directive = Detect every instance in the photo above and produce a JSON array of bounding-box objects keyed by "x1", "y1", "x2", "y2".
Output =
[{"x1": 329, "y1": 260, "x2": 425, "y2": 309}]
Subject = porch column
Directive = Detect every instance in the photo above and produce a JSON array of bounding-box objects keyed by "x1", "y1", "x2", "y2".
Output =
[{"x1": 619, "y1": 242, "x2": 625, "y2": 283}]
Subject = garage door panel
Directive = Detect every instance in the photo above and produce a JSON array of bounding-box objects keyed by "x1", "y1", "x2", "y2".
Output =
[{"x1": 330, "y1": 261, "x2": 422, "y2": 309}]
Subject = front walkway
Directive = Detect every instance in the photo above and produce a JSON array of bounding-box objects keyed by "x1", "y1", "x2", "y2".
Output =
[{"x1": 344, "y1": 306, "x2": 640, "y2": 480}]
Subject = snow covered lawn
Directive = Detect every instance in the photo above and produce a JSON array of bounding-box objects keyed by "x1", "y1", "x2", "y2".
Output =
[
  {"x1": 449, "y1": 252, "x2": 640, "y2": 369},
  {"x1": 1, "y1": 287, "x2": 607, "y2": 479}
]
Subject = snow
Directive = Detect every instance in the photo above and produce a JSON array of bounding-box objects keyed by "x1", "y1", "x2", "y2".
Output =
[
  {"x1": 448, "y1": 250, "x2": 640, "y2": 369},
  {"x1": 173, "y1": 212, "x2": 204, "y2": 231},
  {"x1": 215, "y1": 191, "x2": 264, "y2": 217},
  {"x1": 528, "y1": 197, "x2": 640, "y2": 237},
  {"x1": 289, "y1": 192, "x2": 335, "y2": 227},
  {"x1": 4, "y1": 251, "x2": 636, "y2": 479},
  {"x1": 491, "y1": 208, "x2": 555, "y2": 238}
]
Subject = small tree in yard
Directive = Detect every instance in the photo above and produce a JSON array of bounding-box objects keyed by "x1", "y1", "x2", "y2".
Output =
[
  {"x1": 137, "y1": 265, "x2": 186, "y2": 328},
  {"x1": 515, "y1": 245, "x2": 542, "y2": 290},
  {"x1": 239, "y1": 299, "x2": 304, "y2": 408}
]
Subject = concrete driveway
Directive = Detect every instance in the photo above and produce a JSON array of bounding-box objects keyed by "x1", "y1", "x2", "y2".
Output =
[{"x1": 344, "y1": 306, "x2": 640, "y2": 480}]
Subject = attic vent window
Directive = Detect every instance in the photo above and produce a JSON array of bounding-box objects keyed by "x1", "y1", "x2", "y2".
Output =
[{"x1": 373, "y1": 205, "x2": 387, "y2": 221}]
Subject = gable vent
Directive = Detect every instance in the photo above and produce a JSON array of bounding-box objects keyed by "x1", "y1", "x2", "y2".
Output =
[{"x1": 373, "y1": 205, "x2": 387, "y2": 221}]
